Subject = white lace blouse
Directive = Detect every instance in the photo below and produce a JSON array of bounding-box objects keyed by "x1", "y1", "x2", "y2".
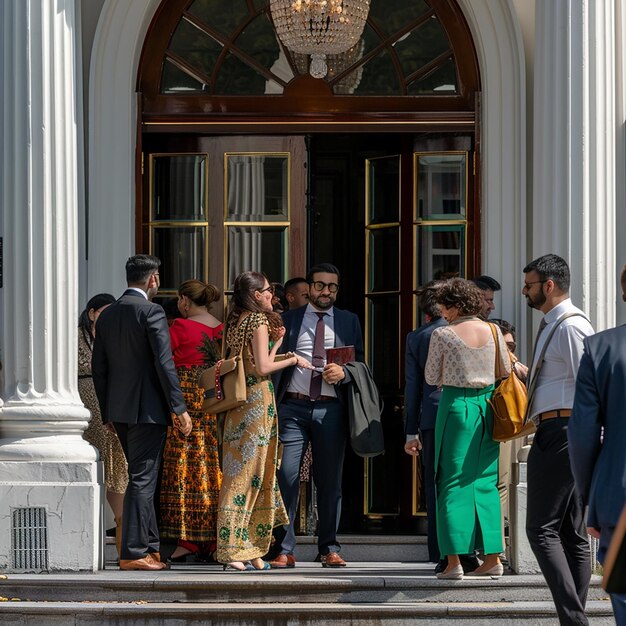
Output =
[{"x1": 425, "y1": 324, "x2": 511, "y2": 389}]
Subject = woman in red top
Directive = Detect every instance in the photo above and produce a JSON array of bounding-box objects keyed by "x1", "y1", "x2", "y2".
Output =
[{"x1": 160, "y1": 279, "x2": 223, "y2": 563}]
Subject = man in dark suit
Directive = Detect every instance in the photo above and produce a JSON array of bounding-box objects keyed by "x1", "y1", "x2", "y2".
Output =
[
  {"x1": 269, "y1": 263, "x2": 364, "y2": 569},
  {"x1": 92, "y1": 254, "x2": 192, "y2": 571},
  {"x1": 569, "y1": 264, "x2": 626, "y2": 622},
  {"x1": 404, "y1": 281, "x2": 447, "y2": 566}
]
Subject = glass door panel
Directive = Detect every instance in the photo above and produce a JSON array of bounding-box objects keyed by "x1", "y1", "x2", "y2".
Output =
[
  {"x1": 144, "y1": 136, "x2": 306, "y2": 308},
  {"x1": 363, "y1": 143, "x2": 471, "y2": 526},
  {"x1": 152, "y1": 226, "x2": 207, "y2": 291},
  {"x1": 416, "y1": 224, "x2": 465, "y2": 285},
  {"x1": 364, "y1": 154, "x2": 403, "y2": 518},
  {"x1": 226, "y1": 226, "x2": 287, "y2": 290},
  {"x1": 366, "y1": 296, "x2": 400, "y2": 391},
  {"x1": 367, "y1": 155, "x2": 400, "y2": 225},
  {"x1": 223, "y1": 149, "x2": 297, "y2": 292},
  {"x1": 225, "y1": 154, "x2": 289, "y2": 221},
  {"x1": 152, "y1": 154, "x2": 207, "y2": 220},
  {"x1": 367, "y1": 228, "x2": 400, "y2": 293},
  {"x1": 415, "y1": 153, "x2": 467, "y2": 219}
]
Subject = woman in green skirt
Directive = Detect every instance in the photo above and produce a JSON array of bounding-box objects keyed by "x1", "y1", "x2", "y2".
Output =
[{"x1": 425, "y1": 278, "x2": 510, "y2": 580}]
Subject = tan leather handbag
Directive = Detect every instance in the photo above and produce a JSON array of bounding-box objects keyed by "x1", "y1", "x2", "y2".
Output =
[
  {"x1": 488, "y1": 324, "x2": 533, "y2": 442},
  {"x1": 199, "y1": 317, "x2": 249, "y2": 414}
]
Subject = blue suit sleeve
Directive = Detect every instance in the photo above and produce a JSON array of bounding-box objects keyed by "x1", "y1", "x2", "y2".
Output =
[{"x1": 569, "y1": 347, "x2": 603, "y2": 508}]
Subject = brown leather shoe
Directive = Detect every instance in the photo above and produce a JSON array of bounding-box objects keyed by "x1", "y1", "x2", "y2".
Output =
[
  {"x1": 119, "y1": 555, "x2": 166, "y2": 571},
  {"x1": 320, "y1": 552, "x2": 346, "y2": 568},
  {"x1": 269, "y1": 554, "x2": 296, "y2": 569}
]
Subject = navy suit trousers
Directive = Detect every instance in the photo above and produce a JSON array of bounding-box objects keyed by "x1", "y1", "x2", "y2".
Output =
[{"x1": 274, "y1": 398, "x2": 346, "y2": 556}]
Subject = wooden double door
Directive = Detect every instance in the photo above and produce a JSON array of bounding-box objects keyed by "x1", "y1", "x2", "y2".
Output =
[{"x1": 141, "y1": 130, "x2": 476, "y2": 533}]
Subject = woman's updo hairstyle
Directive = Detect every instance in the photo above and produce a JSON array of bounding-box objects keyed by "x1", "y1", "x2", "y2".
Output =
[
  {"x1": 178, "y1": 279, "x2": 220, "y2": 310},
  {"x1": 435, "y1": 278, "x2": 483, "y2": 317},
  {"x1": 227, "y1": 271, "x2": 284, "y2": 341}
]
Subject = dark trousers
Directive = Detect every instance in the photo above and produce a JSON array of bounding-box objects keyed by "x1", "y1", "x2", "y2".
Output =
[
  {"x1": 421, "y1": 428, "x2": 440, "y2": 562},
  {"x1": 274, "y1": 398, "x2": 346, "y2": 555},
  {"x1": 115, "y1": 422, "x2": 168, "y2": 560},
  {"x1": 526, "y1": 419, "x2": 591, "y2": 626},
  {"x1": 598, "y1": 525, "x2": 626, "y2": 624}
]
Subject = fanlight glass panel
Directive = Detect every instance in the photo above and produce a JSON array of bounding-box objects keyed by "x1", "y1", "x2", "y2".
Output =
[
  {"x1": 226, "y1": 155, "x2": 289, "y2": 221},
  {"x1": 227, "y1": 226, "x2": 287, "y2": 289},
  {"x1": 152, "y1": 155, "x2": 207, "y2": 221},
  {"x1": 416, "y1": 154, "x2": 467, "y2": 219},
  {"x1": 159, "y1": 0, "x2": 458, "y2": 96},
  {"x1": 152, "y1": 226, "x2": 206, "y2": 291}
]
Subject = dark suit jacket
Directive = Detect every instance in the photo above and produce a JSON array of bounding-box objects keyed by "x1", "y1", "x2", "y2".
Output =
[
  {"x1": 274, "y1": 305, "x2": 364, "y2": 405},
  {"x1": 569, "y1": 325, "x2": 626, "y2": 529},
  {"x1": 92, "y1": 289, "x2": 186, "y2": 425},
  {"x1": 404, "y1": 317, "x2": 447, "y2": 434}
]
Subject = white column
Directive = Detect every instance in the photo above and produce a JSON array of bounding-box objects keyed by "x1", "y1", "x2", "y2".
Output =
[
  {"x1": 509, "y1": 0, "x2": 618, "y2": 575},
  {"x1": 0, "y1": 0, "x2": 100, "y2": 571},
  {"x1": 532, "y1": 0, "x2": 616, "y2": 330}
]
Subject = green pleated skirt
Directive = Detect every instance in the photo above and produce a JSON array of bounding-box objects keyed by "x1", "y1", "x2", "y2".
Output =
[{"x1": 434, "y1": 385, "x2": 502, "y2": 556}]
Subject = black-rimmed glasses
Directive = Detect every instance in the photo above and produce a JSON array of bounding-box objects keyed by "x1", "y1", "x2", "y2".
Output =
[
  {"x1": 259, "y1": 285, "x2": 274, "y2": 294},
  {"x1": 310, "y1": 280, "x2": 339, "y2": 293},
  {"x1": 523, "y1": 280, "x2": 546, "y2": 290}
]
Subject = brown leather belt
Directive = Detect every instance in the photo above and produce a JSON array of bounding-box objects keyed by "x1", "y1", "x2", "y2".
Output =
[
  {"x1": 285, "y1": 391, "x2": 337, "y2": 402},
  {"x1": 539, "y1": 409, "x2": 572, "y2": 422}
]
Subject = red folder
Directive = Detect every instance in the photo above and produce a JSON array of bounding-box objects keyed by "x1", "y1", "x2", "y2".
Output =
[{"x1": 326, "y1": 345, "x2": 356, "y2": 366}]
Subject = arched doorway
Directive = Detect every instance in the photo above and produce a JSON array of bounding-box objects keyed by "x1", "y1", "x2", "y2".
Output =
[{"x1": 135, "y1": 0, "x2": 480, "y2": 534}]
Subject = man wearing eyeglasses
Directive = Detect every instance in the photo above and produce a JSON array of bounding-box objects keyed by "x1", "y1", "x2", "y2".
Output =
[
  {"x1": 270, "y1": 263, "x2": 364, "y2": 569},
  {"x1": 522, "y1": 253, "x2": 594, "y2": 625},
  {"x1": 92, "y1": 254, "x2": 192, "y2": 571}
]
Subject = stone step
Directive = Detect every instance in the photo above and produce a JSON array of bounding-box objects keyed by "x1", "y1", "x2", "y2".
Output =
[
  {"x1": 0, "y1": 600, "x2": 615, "y2": 625},
  {"x1": 0, "y1": 563, "x2": 609, "y2": 605},
  {"x1": 104, "y1": 534, "x2": 431, "y2": 565}
]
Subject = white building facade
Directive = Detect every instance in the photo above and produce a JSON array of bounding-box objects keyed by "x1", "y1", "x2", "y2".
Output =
[{"x1": 0, "y1": 0, "x2": 624, "y2": 571}]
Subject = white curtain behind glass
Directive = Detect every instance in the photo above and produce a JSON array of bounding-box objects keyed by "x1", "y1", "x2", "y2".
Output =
[{"x1": 227, "y1": 156, "x2": 265, "y2": 286}]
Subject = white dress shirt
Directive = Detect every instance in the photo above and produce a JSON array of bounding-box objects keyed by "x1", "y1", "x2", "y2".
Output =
[
  {"x1": 287, "y1": 304, "x2": 337, "y2": 398},
  {"x1": 528, "y1": 298, "x2": 594, "y2": 421}
]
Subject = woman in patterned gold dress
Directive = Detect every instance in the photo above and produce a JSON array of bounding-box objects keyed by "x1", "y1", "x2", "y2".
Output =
[
  {"x1": 78, "y1": 293, "x2": 129, "y2": 558},
  {"x1": 160, "y1": 280, "x2": 223, "y2": 563},
  {"x1": 216, "y1": 272, "x2": 312, "y2": 571}
]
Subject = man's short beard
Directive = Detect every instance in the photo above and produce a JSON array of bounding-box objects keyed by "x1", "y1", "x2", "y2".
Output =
[{"x1": 310, "y1": 296, "x2": 333, "y2": 310}]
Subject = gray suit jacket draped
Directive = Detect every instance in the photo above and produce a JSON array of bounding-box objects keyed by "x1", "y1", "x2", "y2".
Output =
[
  {"x1": 569, "y1": 324, "x2": 626, "y2": 529},
  {"x1": 92, "y1": 289, "x2": 186, "y2": 426},
  {"x1": 274, "y1": 305, "x2": 364, "y2": 405}
]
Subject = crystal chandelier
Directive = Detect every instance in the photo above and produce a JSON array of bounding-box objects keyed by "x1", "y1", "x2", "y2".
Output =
[{"x1": 270, "y1": 0, "x2": 371, "y2": 79}]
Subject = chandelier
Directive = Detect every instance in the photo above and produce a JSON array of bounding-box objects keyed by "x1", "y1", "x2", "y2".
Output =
[{"x1": 270, "y1": 0, "x2": 371, "y2": 79}]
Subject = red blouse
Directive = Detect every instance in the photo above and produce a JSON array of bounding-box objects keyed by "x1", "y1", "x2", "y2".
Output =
[{"x1": 169, "y1": 318, "x2": 223, "y2": 368}]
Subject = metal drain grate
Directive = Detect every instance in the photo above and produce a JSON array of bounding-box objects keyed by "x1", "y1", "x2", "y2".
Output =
[{"x1": 12, "y1": 507, "x2": 49, "y2": 571}]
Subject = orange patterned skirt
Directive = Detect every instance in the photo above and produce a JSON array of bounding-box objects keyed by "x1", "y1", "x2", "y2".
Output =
[{"x1": 160, "y1": 366, "x2": 222, "y2": 542}]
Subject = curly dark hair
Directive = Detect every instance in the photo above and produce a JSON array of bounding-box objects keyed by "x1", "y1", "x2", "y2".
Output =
[{"x1": 435, "y1": 278, "x2": 483, "y2": 316}]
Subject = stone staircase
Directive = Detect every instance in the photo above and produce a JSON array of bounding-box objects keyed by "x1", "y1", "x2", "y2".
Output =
[{"x1": 0, "y1": 537, "x2": 615, "y2": 625}]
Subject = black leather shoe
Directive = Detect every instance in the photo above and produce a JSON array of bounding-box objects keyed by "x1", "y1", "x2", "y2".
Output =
[{"x1": 434, "y1": 559, "x2": 447, "y2": 574}]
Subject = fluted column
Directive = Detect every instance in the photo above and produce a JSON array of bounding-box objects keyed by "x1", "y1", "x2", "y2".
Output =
[
  {"x1": 510, "y1": 0, "x2": 618, "y2": 575},
  {"x1": 0, "y1": 0, "x2": 100, "y2": 571},
  {"x1": 532, "y1": 0, "x2": 616, "y2": 330}
]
